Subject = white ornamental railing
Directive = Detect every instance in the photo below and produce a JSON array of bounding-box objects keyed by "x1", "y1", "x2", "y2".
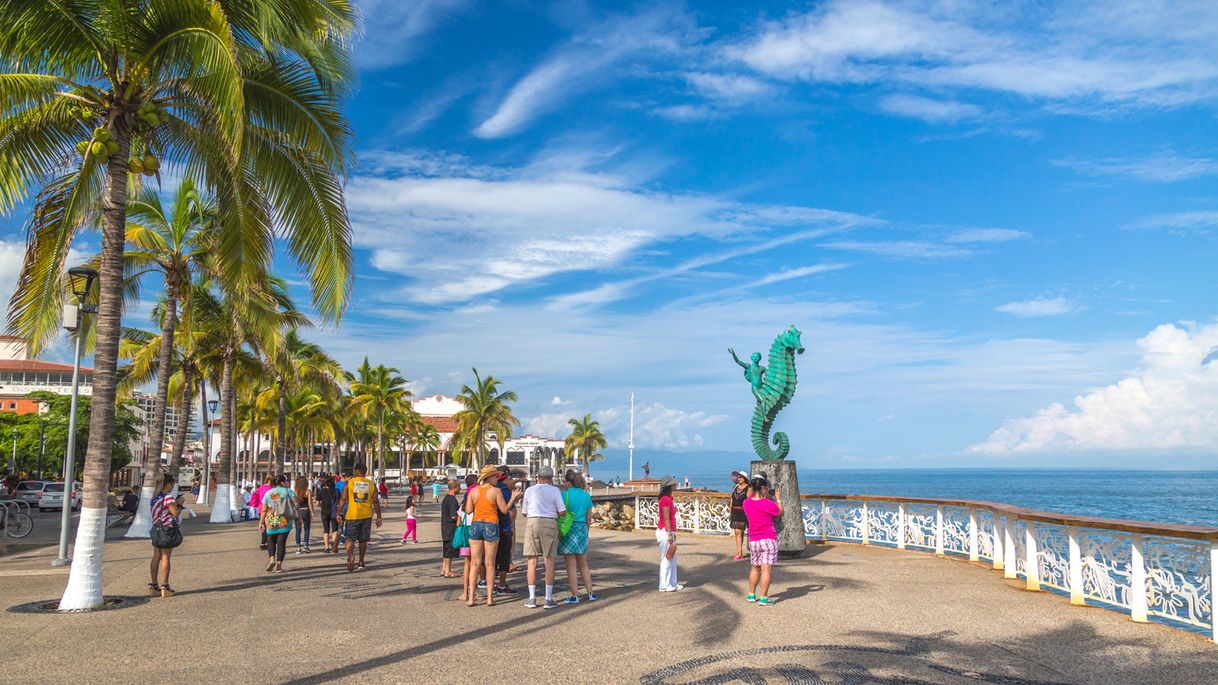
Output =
[{"x1": 634, "y1": 493, "x2": 1218, "y2": 642}]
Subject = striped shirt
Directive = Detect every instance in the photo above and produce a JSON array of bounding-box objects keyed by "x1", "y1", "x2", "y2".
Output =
[{"x1": 151, "y1": 493, "x2": 178, "y2": 526}]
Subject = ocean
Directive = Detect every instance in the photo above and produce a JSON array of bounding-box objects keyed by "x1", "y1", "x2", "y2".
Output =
[{"x1": 597, "y1": 467, "x2": 1218, "y2": 528}]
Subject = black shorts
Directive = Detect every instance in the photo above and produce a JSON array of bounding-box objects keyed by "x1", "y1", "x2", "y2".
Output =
[
  {"x1": 495, "y1": 530, "x2": 514, "y2": 573},
  {"x1": 344, "y1": 518, "x2": 372, "y2": 542},
  {"x1": 321, "y1": 515, "x2": 337, "y2": 533},
  {"x1": 442, "y1": 537, "x2": 459, "y2": 559}
]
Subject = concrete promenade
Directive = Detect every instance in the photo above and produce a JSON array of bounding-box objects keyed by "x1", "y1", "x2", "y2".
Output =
[{"x1": 2, "y1": 500, "x2": 1216, "y2": 684}]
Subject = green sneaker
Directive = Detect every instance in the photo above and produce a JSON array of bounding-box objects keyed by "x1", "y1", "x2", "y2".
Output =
[
  {"x1": 757, "y1": 596, "x2": 776, "y2": 606},
  {"x1": 745, "y1": 593, "x2": 757, "y2": 602}
]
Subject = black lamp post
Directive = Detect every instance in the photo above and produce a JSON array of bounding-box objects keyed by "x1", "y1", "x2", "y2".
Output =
[{"x1": 54, "y1": 265, "x2": 97, "y2": 567}]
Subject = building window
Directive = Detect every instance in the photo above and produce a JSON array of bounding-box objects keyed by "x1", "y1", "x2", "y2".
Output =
[
  {"x1": 506, "y1": 450, "x2": 525, "y2": 466},
  {"x1": 7, "y1": 402, "x2": 15, "y2": 410}
]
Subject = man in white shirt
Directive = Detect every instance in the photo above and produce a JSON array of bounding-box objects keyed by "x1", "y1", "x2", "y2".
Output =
[{"x1": 520, "y1": 466, "x2": 566, "y2": 609}]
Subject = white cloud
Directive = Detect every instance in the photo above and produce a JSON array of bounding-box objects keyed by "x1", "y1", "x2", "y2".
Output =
[
  {"x1": 822, "y1": 239, "x2": 972, "y2": 259},
  {"x1": 1128, "y1": 210, "x2": 1218, "y2": 233},
  {"x1": 684, "y1": 72, "x2": 774, "y2": 101},
  {"x1": 1053, "y1": 150, "x2": 1218, "y2": 182},
  {"x1": 971, "y1": 322, "x2": 1218, "y2": 453},
  {"x1": 525, "y1": 401, "x2": 728, "y2": 449},
  {"x1": 652, "y1": 104, "x2": 719, "y2": 121},
  {"x1": 474, "y1": 8, "x2": 694, "y2": 138},
  {"x1": 879, "y1": 94, "x2": 982, "y2": 123},
  {"x1": 347, "y1": 149, "x2": 874, "y2": 305},
  {"x1": 995, "y1": 297, "x2": 1075, "y2": 318},
  {"x1": 0, "y1": 239, "x2": 24, "y2": 312},
  {"x1": 732, "y1": 0, "x2": 1218, "y2": 110},
  {"x1": 355, "y1": 0, "x2": 470, "y2": 69},
  {"x1": 946, "y1": 227, "x2": 1031, "y2": 243}
]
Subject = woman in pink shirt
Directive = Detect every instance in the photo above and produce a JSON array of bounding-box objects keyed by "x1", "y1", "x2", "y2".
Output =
[
  {"x1": 741, "y1": 474, "x2": 783, "y2": 606},
  {"x1": 655, "y1": 475, "x2": 682, "y2": 592},
  {"x1": 252, "y1": 475, "x2": 274, "y2": 551}
]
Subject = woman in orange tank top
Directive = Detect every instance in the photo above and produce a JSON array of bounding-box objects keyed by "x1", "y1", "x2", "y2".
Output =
[{"x1": 464, "y1": 465, "x2": 521, "y2": 607}]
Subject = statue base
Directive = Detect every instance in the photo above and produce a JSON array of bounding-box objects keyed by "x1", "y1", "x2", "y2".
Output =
[{"x1": 749, "y1": 459, "x2": 805, "y2": 558}]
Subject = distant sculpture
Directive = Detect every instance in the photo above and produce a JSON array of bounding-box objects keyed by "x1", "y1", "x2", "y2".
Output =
[
  {"x1": 642, "y1": 462, "x2": 650, "y2": 478},
  {"x1": 730, "y1": 326, "x2": 804, "y2": 461}
]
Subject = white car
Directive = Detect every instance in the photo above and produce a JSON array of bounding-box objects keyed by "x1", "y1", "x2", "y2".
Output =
[
  {"x1": 13, "y1": 480, "x2": 46, "y2": 504},
  {"x1": 39, "y1": 482, "x2": 81, "y2": 512}
]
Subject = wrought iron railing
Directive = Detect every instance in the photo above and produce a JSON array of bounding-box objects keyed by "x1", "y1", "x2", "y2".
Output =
[{"x1": 634, "y1": 493, "x2": 1218, "y2": 642}]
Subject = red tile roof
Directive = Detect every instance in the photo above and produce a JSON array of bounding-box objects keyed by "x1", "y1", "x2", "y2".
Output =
[
  {"x1": 421, "y1": 415, "x2": 458, "y2": 432},
  {"x1": 0, "y1": 359, "x2": 92, "y2": 373}
]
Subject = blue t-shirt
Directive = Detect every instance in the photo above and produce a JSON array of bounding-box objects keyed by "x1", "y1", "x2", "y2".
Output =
[
  {"x1": 496, "y1": 481, "x2": 514, "y2": 533},
  {"x1": 563, "y1": 487, "x2": 592, "y2": 522}
]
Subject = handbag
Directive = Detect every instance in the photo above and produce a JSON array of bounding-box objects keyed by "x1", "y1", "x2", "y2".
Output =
[
  {"x1": 557, "y1": 490, "x2": 574, "y2": 537},
  {"x1": 452, "y1": 514, "x2": 469, "y2": 549},
  {"x1": 285, "y1": 492, "x2": 301, "y2": 523},
  {"x1": 152, "y1": 521, "x2": 183, "y2": 548}
]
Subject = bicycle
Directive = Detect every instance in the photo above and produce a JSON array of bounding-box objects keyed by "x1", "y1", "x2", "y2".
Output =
[{"x1": 0, "y1": 500, "x2": 33, "y2": 538}]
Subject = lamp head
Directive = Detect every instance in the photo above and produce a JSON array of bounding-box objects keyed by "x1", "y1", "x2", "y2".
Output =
[
  {"x1": 66, "y1": 266, "x2": 99, "y2": 301},
  {"x1": 207, "y1": 400, "x2": 219, "y2": 413}
]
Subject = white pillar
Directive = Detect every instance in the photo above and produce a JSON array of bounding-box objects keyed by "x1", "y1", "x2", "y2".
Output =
[
  {"x1": 819, "y1": 499, "x2": 827, "y2": 542},
  {"x1": 633, "y1": 496, "x2": 640, "y2": 530},
  {"x1": 1068, "y1": 526, "x2": 1084, "y2": 605},
  {"x1": 693, "y1": 497, "x2": 702, "y2": 535},
  {"x1": 1130, "y1": 533, "x2": 1148, "y2": 622},
  {"x1": 897, "y1": 502, "x2": 906, "y2": 550},
  {"x1": 993, "y1": 513, "x2": 1004, "y2": 570},
  {"x1": 861, "y1": 501, "x2": 870, "y2": 545},
  {"x1": 1210, "y1": 540, "x2": 1217, "y2": 643},
  {"x1": 935, "y1": 505, "x2": 944, "y2": 555},
  {"x1": 968, "y1": 508, "x2": 979, "y2": 562},
  {"x1": 1003, "y1": 516, "x2": 1017, "y2": 579},
  {"x1": 1024, "y1": 524, "x2": 1041, "y2": 591}
]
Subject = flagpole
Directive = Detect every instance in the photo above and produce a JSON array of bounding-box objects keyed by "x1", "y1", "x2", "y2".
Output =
[{"x1": 628, "y1": 392, "x2": 634, "y2": 483}]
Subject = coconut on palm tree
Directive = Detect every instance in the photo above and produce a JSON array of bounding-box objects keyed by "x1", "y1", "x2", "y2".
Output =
[{"x1": 0, "y1": 1, "x2": 356, "y2": 610}]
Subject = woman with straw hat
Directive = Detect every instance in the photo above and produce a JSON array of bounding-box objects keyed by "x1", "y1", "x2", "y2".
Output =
[{"x1": 464, "y1": 464, "x2": 521, "y2": 607}]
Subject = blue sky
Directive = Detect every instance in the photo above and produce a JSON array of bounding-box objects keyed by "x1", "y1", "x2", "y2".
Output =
[{"x1": 5, "y1": 0, "x2": 1218, "y2": 468}]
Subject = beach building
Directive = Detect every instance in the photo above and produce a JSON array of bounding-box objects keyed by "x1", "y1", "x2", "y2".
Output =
[{"x1": 0, "y1": 335, "x2": 93, "y2": 415}]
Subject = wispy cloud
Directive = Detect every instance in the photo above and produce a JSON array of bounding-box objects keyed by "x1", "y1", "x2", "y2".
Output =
[
  {"x1": 946, "y1": 227, "x2": 1031, "y2": 243},
  {"x1": 1127, "y1": 210, "x2": 1218, "y2": 233},
  {"x1": 731, "y1": 0, "x2": 1218, "y2": 112},
  {"x1": 474, "y1": 8, "x2": 695, "y2": 138},
  {"x1": 879, "y1": 94, "x2": 982, "y2": 123},
  {"x1": 822, "y1": 240, "x2": 972, "y2": 259},
  {"x1": 683, "y1": 72, "x2": 774, "y2": 101},
  {"x1": 1053, "y1": 149, "x2": 1218, "y2": 182},
  {"x1": 995, "y1": 296, "x2": 1075, "y2": 318},
  {"x1": 355, "y1": 0, "x2": 471, "y2": 69}
]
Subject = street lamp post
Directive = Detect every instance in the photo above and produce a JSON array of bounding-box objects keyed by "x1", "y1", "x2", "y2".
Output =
[
  {"x1": 9, "y1": 427, "x2": 17, "y2": 475},
  {"x1": 37, "y1": 420, "x2": 46, "y2": 480},
  {"x1": 198, "y1": 395, "x2": 217, "y2": 505},
  {"x1": 53, "y1": 266, "x2": 97, "y2": 568}
]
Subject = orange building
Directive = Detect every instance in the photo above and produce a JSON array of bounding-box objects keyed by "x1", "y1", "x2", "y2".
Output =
[{"x1": 0, "y1": 336, "x2": 94, "y2": 415}]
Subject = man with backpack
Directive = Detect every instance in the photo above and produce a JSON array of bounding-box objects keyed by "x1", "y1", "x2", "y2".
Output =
[{"x1": 336, "y1": 463, "x2": 382, "y2": 572}]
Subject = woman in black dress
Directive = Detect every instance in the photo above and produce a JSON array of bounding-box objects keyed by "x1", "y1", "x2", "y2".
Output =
[{"x1": 729, "y1": 470, "x2": 750, "y2": 560}]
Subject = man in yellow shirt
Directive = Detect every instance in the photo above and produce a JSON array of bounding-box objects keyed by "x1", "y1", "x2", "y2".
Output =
[{"x1": 337, "y1": 462, "x2": 382, "y2": 572}]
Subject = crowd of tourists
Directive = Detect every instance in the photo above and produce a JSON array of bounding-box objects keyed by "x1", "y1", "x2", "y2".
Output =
[{"x1": 144, "y1": 463, "x2": 785, "y2": 607}]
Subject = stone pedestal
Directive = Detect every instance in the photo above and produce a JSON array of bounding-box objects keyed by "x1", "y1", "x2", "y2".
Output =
[{"x1": 750, "y1": 459, "x2": 805, "y2": 558}]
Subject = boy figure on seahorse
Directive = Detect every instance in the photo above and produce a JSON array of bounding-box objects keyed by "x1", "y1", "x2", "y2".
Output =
[{"x1": 729, "y1": 348, "x2": 766, "y2": 404}]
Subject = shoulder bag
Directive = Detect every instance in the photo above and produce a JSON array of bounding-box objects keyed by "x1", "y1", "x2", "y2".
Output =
[{"x1": 557, "y1": 490, "x2": 574, "y2": 537}]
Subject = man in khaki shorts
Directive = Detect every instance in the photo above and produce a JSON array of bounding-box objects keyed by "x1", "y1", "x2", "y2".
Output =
[{"x1": 521, "y1": 466, "x2": 565, "y2": 609}]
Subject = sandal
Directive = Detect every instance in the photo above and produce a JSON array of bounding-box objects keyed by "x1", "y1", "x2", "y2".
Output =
[
  {"x1": 160, "y1": 585, "x2": 175, "y2": 598},
  {"x1": 148, "y1": 582, "x2": 160, "y2": 597}
]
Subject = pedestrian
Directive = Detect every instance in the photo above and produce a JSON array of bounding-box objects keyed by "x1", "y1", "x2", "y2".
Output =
[
  {"x1": 260, "y1": 475, "x2": 297, "y2": 574},
  {"x1": 431, "y1": 479, "x2": 441, "y2": 504},
  {"x1": 656, "y1": 475, "x2": 682, "y2": 592},
  {"x1": 520, "y1": 465, "x2": 566, "y2": 609},
  {"x1": 240, "y1": 485, "x2": 253, "y2": 520},
  {"x1": 252, "y1": 475, "x2": 274, "y2": 550},
  {"x1": 491, "y1": 465, "x2": 518, "y2": 597},
  {"x1": 378, "y1": 477, "x2": 389, "y2": 506},
  {"x1": 316, "y1": 475, "x2": 339, "y2": 553},
  {"x1": 401, "y1": 496, "x2": 418, "y2": 544},
  {"x1": 743, "y1": 473, "x2": 783, "y2": 606},
  {"x1": 729, "y1": 471, "x2": 751, "y2": 561},
  {"x1": 459, "y1": 473, "x2": 477, "y2": 603},
  {"x1": 294, "y1": 475, "x2": 315, "y2": 553},
  {"x1": 336, "y1": 463, "x2": 382, "y2": 572},
  {"x1": 149, "y1": 474, "x2": 184, "y2": 598},
  {"x1": 464, "y1": 465, "x2": 521, "y2": 607},
  {"x1": 440, "y1": 479, "x2": 460, "y2": 577},
  {"x1": 559, "y1": 470, "x2": 596, "y2": 603}
]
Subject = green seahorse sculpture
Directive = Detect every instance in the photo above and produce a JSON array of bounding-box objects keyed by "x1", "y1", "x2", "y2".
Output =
[{"x1": 729, "y1": 325, "x2": 805, "y2": 460}]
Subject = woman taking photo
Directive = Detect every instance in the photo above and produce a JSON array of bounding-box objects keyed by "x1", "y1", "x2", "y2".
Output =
[
  {"x1": 656, "y1": 475, "x2": 681, "y2": 592},
  {"x1": 464, "y1": 465, "x2": 521, "y2": 607},
  {"x1": 729, "y1": 471, "x2": 750, "y2": 561},
  {"x1": 149, "y1": 474, "x2": 184, "y2": 597},
  {"x1": 559, "y1": 470, "x2": 596, "y2": 603},
  {"x1": 742, "y1": 474, "x2": 783, "y2": 606},
  {"x1": 294, "y1": 475, "x2": 315, "y2": 553},
  {"x1": 260, "y1": 475, "x2": 296, "y2": 573}
]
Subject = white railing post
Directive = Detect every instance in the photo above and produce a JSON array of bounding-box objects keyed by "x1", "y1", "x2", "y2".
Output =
[
  {"x1": 1024, "y1": 524, "x2": 1041, "y2": 591},
  {"x1": 820, "y1": 499, "x2": 828, "y2": 542},
  {"x1": 968, "y1": 508, "x2": 979, "y2": 561},
  {"x1": 1130, "y1": 533, "x2": 1148, "y2": 622},
  {"x1": 935, "y1": 505, "x2": 945, "y2": 555},
  {"x1": 993, "y1": 512, "x2": 1004, "y2": 571},
  {"x1": 633, "y1": 496, "x2": 639, "y2": 530},
  {"x1": 897, "y1": 502, "x2": 906, "y2": 550},
  {"x1": 1210, "y1": 540, "x2": 1217, "y2": 643},
  {"x1": 1068, "y1": 526, "x2": 1084, "y2": 605},
  {"x1": 693, "y1": 497, "x2": 702, "y2": 535},
  {"x1": 862, "y1": 501, "x2": 870, "y2": 545},
  {"x1": 1003, "y1": 516, "x2": 1017, "y2": 579}
]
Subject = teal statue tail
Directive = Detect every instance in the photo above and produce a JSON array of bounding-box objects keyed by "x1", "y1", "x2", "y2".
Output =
[{"x1": 751, "y1": 427, "x2": 790, "y2": 460}]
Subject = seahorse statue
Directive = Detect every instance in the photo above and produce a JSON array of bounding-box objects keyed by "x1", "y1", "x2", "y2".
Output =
[{"x1": 731, "y1": 326, "x2": 804, "y2": 461}]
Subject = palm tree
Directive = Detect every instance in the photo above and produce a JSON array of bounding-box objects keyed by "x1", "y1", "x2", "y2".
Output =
[
  {"x1": 564, "y1": 414, "x2": 608, "y2": 478},
  {"x1": 0, "y1": 3, "x2": 356, "y2": 610},
  {"x1": 453, "y1": 368, "x2": 519, "y2": 471},
  {"x1": 349, "y1": 362, "x2": 411, "y2": 481},
  {"x1": 412, "y1": 422, "x2": 441, "y2": 470},
  {"x1": 264, "y1": 329, "x2": 340, "y2": 473}
]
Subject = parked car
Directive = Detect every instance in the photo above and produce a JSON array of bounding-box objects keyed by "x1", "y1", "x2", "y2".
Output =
[
  {"x1": 39, "y1": 482, "x2": 81, "y2": 512},
  {"x1": 13, "y1": 480, "x2": 46, "y2": 504}
]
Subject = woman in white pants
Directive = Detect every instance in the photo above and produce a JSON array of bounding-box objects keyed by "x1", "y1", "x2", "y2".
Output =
[{"x1": 656, "y1": 475, "x2": 682, "y2": 591}]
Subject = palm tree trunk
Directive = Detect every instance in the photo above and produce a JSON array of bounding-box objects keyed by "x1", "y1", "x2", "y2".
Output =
[
  {"x1": 376, "y1": 411, "x2": 384, "y2": 481},
  {"x1": 169, "y1": 364, "x2": 194, "y2": 481},
  {"x1": 210, "y1": 354, "x2": 235, "y2": 522},
  {"x1": 126, "y1": 283, "x2": 178, "y2": 539},
  {"x1": 59, "y1": 122, "x2": 132, "y2": 611},
  {"x1": 276, "y1": 379, "x2": 287, "y2": 474}
]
